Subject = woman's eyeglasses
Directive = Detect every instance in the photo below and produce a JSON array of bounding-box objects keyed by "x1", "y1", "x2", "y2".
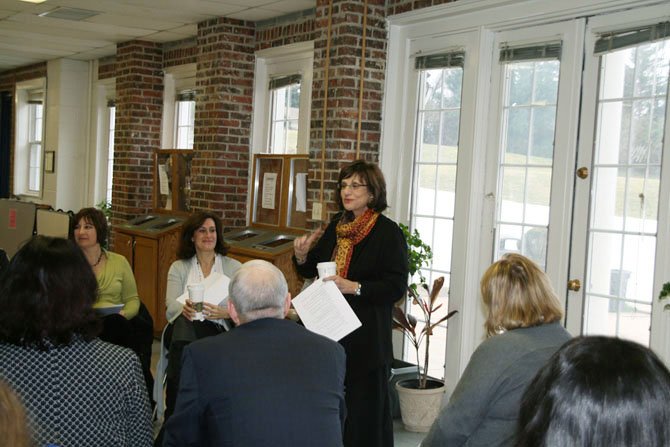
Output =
[{"x1": 339, "y1": 182, "x2": 368, "y2": 190}]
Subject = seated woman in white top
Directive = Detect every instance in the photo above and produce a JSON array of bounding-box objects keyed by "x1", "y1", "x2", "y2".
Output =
[{"x1": 163, "y1": 211, "x2": 241, "y2": 421}]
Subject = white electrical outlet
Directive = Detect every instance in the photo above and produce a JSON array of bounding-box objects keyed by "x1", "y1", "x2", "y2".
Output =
[{"x1": 312, "y1": 202, "x2": 322, "y2": 220}]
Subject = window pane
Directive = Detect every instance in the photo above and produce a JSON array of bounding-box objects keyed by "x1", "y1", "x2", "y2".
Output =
[
  {"x1": 439, "y1": 110, "x2": 460, "y2": 163},
  {"x1": 407, "y1": 65, "x2": 464, "y2": 380},
  {"x1": 508, "y1": 62, "x2": 533, "y2": 105},
  {"x1": 107, "y1": 106, "x2": 116, "y2": 203},
  {"x1": 175, "y1": 101, "x2": 195, "y2": 149},
  {"x1": 500, "y1": 166, "x2": 526, "y2": 223},
  {"x1": 268, "y1": 83, "x2": 301, "y2": 154},
  {"x1": 432, "y1": 218, "x2": 453, "y2": 272},
  {"x1": 583, "y1": 37, "x2": 667, "y2": 347},
  {"x1": 420, "y1": 111, "x2": 439, "y2": 163},
  {"x1": 435, "y1": 165, "x2": 456, "y2": 218},
  {"x1": 496, "y1": 59, "x2": 559, "y2": 268},
  {"x1": 504, "y1": 107, "x2": 530, "y2": 164},
  {"x1": 415, "y1": 164, "x2": 437, "y2": 216}
]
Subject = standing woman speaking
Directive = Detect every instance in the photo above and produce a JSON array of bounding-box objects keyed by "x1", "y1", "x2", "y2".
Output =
[{"x1": 294, "y1": 159, "x2": 408, "y2": 447}]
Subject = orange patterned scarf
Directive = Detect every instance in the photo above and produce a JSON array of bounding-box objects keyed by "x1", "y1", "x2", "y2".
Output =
[{"x1": 334, "y1": 209, "x2": 380, "y2": 278}]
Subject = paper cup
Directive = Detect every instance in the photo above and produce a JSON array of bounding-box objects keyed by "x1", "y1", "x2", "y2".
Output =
[
  {"x1": 317, "y1": 261, "x2": 337, "y2": 279},
  {"x1": 187, "y1": 283, "x2": 205, "y2": 321}
]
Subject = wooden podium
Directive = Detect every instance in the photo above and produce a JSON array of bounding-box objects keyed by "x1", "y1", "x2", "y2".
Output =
[{"x1": 115, "y1": 214, "x2": 184, "y2": 336}]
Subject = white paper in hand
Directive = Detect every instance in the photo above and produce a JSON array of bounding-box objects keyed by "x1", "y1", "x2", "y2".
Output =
[
  {"x1": 292, "y1": 279, "x2": 362, "y2": 341},
  {"x1": 176, "y1": 272, "x2": 231, "y2": 306}
]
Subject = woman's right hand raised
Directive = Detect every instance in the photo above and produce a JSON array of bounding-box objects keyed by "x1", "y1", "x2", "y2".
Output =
[{"x1": 294, "y1": 225, "x2": 325, "y2": 262}]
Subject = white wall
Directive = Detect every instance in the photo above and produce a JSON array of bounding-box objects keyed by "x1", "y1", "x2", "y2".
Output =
[{"x1": 45, "y1": 59, "x2": 92, "y2": 212}]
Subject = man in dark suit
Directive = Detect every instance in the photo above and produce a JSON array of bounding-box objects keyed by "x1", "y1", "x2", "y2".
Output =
[{"x1": 162, "y1": 259, "x2": 346, "y2": 447}]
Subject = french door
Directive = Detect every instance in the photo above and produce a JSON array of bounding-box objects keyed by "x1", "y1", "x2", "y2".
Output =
[
  {"x1": 486, "y1": 5, "x2": 670, "y2": 353},
  {"x1": 565, "y1": 7, "x2": 670, "y2": 353}
]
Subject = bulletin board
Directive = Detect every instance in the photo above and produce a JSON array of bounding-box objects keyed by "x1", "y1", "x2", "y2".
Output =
[
  {"x1": 250, "y1": 154, "x2": 309, "y2": 230},
  {"x1": 154, "y1": 149, "x2": 193, "y2": 215},
  {"x1": 287, "y1": 157, "x2": 308, "y2": 229},
  {"x1": 252, "y1": 156, "x2": 283, "y2": 227}
]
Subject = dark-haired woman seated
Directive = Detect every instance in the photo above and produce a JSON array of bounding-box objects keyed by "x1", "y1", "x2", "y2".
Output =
[
  {"x1": 0, "y1": 236, "x2": 152, "y2": 447},
  {"x1": 518, "y1": 336, "x2": 670, "y2": 447},
  {"x1": 73, "y1": 207, "x2": 141, "y2": 348},
  {"x1": 163, "y1": 211, "x2": 241, "y2": 420}
]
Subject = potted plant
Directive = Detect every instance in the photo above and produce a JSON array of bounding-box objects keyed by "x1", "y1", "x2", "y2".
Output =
[{"x1": 393, "y1": 224, "x2": 458, "y2": 432}]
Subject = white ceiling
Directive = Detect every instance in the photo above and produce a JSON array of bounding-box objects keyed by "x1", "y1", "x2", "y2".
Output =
[{"x1": 0, "y1": 0, "x2": 316, "y2": 73}]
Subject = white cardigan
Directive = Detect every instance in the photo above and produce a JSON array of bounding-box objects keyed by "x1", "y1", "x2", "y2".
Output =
[{"x1": 164, "y1": 254, "x2": 242, "y2": 323}]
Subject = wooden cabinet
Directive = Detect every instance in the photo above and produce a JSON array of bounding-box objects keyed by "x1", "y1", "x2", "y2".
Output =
[
  {"x1": 114, "y1": 217, "x2": 183, "y2": 336},
  {"x1": 227, "y1": 242, "x2": 303, "y2": 297}
]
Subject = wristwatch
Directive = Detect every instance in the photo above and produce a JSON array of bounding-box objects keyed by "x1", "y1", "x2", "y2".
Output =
[{"x1": 354, "y1": 282, "x2": 362, "y2": 296}]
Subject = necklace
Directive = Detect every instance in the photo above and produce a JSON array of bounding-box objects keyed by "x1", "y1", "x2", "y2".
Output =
[
  {"x1": 196, "y1": 254, "x2": 215, "y2": 280},
  {"x1": 91, "y1": 250, "x2": 104, "y2": 267}
]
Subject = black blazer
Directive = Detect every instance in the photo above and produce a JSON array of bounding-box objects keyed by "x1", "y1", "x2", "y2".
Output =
[
  {"x1": 162, "y1": 318, "x2": 346, "y2": 447},
  {"x1": 295, "y1": 213, "x2": 408, "y2": 378}
]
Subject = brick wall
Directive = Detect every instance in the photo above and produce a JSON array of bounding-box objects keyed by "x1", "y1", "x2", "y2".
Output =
[
  {"x1": 255, "y1": 14, "x2": 316, "y2": 51},
  {"x1": 386, "y1": 0, "x2": 455, "y2": 16},
  {"x1": 164, "y1": 38, "x2": 197, "y2": 68},
  {"x1": 309, "y1": 0, "x2": 388, "y2": 220},
  {"x1": 190, "y1": 18, "x2": 255, "y2": 230},
  {"x1": 111, "y1": 41, "x2": 163, "y2": 230},
  {"x1": 98, "y1": 56, "x2": 116, "y2": 80}
]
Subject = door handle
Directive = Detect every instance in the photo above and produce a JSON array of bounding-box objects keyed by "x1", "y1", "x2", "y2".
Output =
[
  {"x1": 567, "y1": 279, "x2": 581, "y2": 292},
  {"x1": 576, "y1": 167, "x2": 589, "y2": 179}
]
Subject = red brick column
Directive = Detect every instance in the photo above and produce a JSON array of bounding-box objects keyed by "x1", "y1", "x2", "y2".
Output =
[
  {"x1": 309, "y1": 0, "x2": 387, "y2": 220},
  {"x1": 191, "y1": 17, "x2": 255, "y2": 230},
  {"x1": 111, "y1": 41, "x2": 163, "y2": 229}
]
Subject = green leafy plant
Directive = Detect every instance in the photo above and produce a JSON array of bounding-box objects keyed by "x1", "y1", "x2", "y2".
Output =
[
  {"x1": 96, "y1": 200, "x2": 112, "y2": 220},
  {"x1": 659, "y1": 282, "x2": 670, "y2": 310},
  {"x1": 399, "y1": 223, "x2": 433, "y2": 296},
  {"x1": 394, "y1": 224, "x2": 457, "y2": 389}
]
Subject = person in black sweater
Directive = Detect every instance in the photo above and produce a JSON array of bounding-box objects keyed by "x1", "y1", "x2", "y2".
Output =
[{"x1": 294, "y1": 159, "x2": 408, "y2": 447}]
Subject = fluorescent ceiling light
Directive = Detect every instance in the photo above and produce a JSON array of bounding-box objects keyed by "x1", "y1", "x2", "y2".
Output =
[{"x1": 20, "y1": 0, "x2": 48, "y2": 4}]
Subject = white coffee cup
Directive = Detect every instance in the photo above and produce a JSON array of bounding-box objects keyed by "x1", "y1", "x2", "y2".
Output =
[
  {"x1": 317, "y1": 261, "x2": 337, "y2": 279},
  {"x1": 187, "y1": 283, "x2": 205, "y2": 321}
]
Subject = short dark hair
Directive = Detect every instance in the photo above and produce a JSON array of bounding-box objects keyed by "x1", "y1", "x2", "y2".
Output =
[
  {"x1": 0, "y1": 236, "x2": 101, "y2": 349},
  {"x1": 335, "y1": 159, "x2": 388, "y2": 213},
  {"x1": 73, "y1": 207, "x2": 108, "y2": 246},
  {"x1": 517, "y1": 336, "x2": 670, "y2": 447},
  {"x1": 177, "y1": 211, "x2": 228, "y2": 259}
]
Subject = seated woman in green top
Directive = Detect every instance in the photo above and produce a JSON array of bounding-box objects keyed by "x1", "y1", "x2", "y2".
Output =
[{"x1": 72, "y1": 208, "x2": 140, "y2": 349}]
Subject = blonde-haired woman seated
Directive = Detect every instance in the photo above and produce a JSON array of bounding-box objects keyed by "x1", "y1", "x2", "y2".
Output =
[{"x1": 422, "y1": 253, "x2": 571, "y2": 447}]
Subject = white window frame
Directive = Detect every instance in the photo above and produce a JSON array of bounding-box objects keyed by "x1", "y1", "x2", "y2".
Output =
[
  {"x1": 382, "y1": 0, "x2": 666, "y2": 390},
  {"x1": 252, "y1": 41, "x2": 313, "y2": 154},
  {"x1": 14, "y1": 78, "x2": 46, "y2": 198},
  {"x1": 268, "y1": 78, "x2": 302, "y2": 153},
  {"x1": 106, "y1": 103, "x2": 115, "y2": 203},
  {"x1": 162, "y1": 63, "x2": 196, "y2": 149},
  {"x1": 174, "y1": 96, "x2": 195, "y2": 149},
  {"x1": 88, "y1": 74, "x2": 116, "y2": 207}
]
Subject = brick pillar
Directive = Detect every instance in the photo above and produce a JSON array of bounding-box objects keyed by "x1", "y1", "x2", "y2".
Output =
[
  {"x1": 310, "y1": 0, "x2": 387, "y2": 220},
  {"x1": 192, "y1": 17, "x2": 255, "y2": 230},
  {"x1": 112, "y1": 41, "x2": 163, "y2": 228}
]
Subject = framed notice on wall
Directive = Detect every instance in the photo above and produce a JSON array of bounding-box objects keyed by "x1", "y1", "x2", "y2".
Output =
[
  {"x1": 44, "y1": 151, "x2": 55, "y2": 173},
  {"x1": 250, "y1": 154, "x2": 309, "y2": 230},
  {"x1": 252, "y1": 156, "x2": 283, "y2": 227}
]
